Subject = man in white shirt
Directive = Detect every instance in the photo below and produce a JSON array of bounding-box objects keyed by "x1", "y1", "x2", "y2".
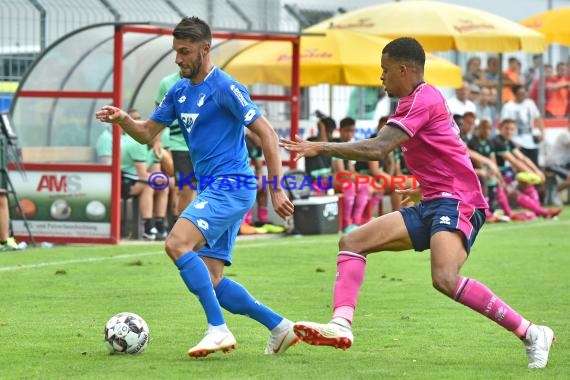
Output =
[
  {"x1": 500, "y1": 85, "x2": 544, "y2": 166},
  {"x1": 546, "y1": 118, "x2": 570, "y2": 203},
  {"x1": 447, "y1": 81, "x2": 477, "y2": 117}
]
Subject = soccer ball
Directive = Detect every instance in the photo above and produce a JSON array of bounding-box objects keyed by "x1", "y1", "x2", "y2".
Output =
[{"x1": 104, "y1": 312, "x2": 149, "y2": 354}]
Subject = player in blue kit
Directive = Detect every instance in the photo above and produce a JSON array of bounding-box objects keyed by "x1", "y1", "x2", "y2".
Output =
[{"x1": 96, "y1": 16, "x2": 297, "y2": 358}]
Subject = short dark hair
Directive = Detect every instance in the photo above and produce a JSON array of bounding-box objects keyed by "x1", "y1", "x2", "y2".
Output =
[
  {"x1": 339, "y1": 117, "x2": 356, "y2": 129},
  {"x1": 320, "y1": 117, "x2": 337, "y2": 134},
  {"x1": 500, "y1": 118, "x2": 516, "y2": 128},
  {"x1": 173, "y1": 16, "x2": 212, "y2": 43},
  {"x1": 382, "y1": 37, "x2": 425, "y2": 68},
  {"x1": 511, "y1": 84, "x2": 524, "y2": 95}
]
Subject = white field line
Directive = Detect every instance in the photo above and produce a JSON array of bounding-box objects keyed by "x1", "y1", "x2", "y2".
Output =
[
  {"x1": 0, "y1": 238, "x2": 324, "y2": 273},
  {"x1": 481, "y1": 218, "x2": 570, "y2": 233},
  {"x1": 1, "y1": 219, "x2": 567, "y2": 273}
]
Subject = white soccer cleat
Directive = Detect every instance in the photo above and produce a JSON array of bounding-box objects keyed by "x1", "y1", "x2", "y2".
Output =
[
  {"x1": 188, "y1": 328, "x2": 237, "y2": 358},
  {"x1": 293, "y1": 321, "x2": 353, "y2": 350},
  {"x1": 524, "y1": 324, "x2": 555, "y2": 369},
  {"x1": 264, "y1": 319, "x2": 300, "y2": 354}
]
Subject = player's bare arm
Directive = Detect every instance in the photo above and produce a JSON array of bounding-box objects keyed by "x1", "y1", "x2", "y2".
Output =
[
  {"x1": 281, "y1": 125, "x2": 409, "y2": 161},
  {"x1": 513, "y1": 149, "x2": 545, "y2": 181},
  {"x1": 502, "y1": 151, "x2": 534, "y2": 173},
  {"x1": 248, "y1": 116, "x2": 294, "y2": 219},
  {"x1": 95, "y1": 105, "x2": 165, "y2": 145}
]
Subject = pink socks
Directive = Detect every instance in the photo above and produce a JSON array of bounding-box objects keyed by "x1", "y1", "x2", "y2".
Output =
[
  {"x1": 244, "y1": 209, "x2": 253, "y2": 225},
  {"x1": 332, "y1": 251, "x2": 367, "y2": 324},
  {"x1": 454, "y1": 276, "x2": 530, "y2": 339},
  {"x1": 516, "y1": 193, "x2": 548, "y2": 217},
  {"x1": 342, "y1": 187, "x2": 356, "y2": 229},
  {"x1": 257, "y1": 206, "x2": 268, "y2": 224},
  {"x1": 352, "y1": 185, "x2": 371, "y2": 225},
  {"x1": 495, "y1": 186, "x2": 512, "y2": 217}
]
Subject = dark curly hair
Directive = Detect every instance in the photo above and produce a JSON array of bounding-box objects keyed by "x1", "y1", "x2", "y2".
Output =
[{"x1": 382, "y1": 37, "x2": 425, "y2": 69}]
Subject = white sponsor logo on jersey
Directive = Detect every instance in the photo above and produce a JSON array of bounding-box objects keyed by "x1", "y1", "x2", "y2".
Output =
[
  {"x1": 197, "y1": 219, "x2": 209, "y2": 230},
  {"x1": 194, "y1": 201, "x2": 208, "y2": 209},
  {"x1": 230, "y1": 84, "x2": 248, "y2": 106}
]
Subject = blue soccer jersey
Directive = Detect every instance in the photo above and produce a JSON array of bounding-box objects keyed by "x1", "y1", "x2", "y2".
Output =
[{"x1": 151, "y1": 67, "x2": 259, "y2": 181}]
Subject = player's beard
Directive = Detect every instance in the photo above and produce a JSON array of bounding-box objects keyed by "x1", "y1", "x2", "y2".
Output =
[{"x1": 182, "y1": 54, "x2": 203, "y2": 80}]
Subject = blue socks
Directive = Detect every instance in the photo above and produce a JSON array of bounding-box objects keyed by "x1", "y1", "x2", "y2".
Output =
[
  {"x1": 175, "y1": 252, "x2": 224, "y2": 326},
  {"x1": 215, "y1": 277, "x2": 283, "y2": 330}
]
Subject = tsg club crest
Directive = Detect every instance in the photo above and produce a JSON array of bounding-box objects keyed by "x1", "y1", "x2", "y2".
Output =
[{"x1": 180, "y1": 113, "x2": 199, "y2": 133}]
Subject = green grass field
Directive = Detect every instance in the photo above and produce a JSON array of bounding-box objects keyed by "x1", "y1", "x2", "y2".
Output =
[{"x1": 1, "y1": 211, "x2": 569, "y2": 379}]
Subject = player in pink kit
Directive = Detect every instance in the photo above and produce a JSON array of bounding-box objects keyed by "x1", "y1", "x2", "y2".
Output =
[{"x1": 281, "y1": 37, "x2": 554, "y2": 369}]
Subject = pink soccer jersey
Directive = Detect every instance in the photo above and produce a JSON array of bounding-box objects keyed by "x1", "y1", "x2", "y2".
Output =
[{"x1": 387, "y1": 83, "x2": 488, "y2": 209}]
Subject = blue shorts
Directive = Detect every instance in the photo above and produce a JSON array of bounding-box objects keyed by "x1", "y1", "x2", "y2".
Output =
[
  {"x1": 399, "y1": 198, "x2": 486, "y2": 254},
  {"x1": 180, "y1": 178, "x2": 256, "y2": 265}
]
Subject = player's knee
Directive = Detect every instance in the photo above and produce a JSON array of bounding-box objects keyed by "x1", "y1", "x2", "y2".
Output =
[
  {"x1": 431, "y1": 273, "x2": 456, "y2": 296},
  {"x1": 339, "y1": 234, "x2": 365, "y2": 255},
  {"x1": 165, "y1": 233, "x2": 191, "y2": 261}
]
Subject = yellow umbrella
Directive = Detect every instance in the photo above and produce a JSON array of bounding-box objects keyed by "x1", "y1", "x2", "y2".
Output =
[
  {"x1": 221, "y1": 30, "x2": 462, "y2": 88},
  {"x1": 305, "y1": 0, "x2": 546, "y2": 52},
  {"x1": 521, "y1": 7, "x2": 570, "y2": 46}
]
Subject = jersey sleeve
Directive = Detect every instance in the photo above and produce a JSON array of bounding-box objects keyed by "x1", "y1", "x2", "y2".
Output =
[
  {"x1": 217, "y1": 80, "x2": 261, "y2": 127},
  {"x1": 154, "y1": 79, "x2": 169, "y2": 105},
  {"x1": 150, "y1": 84, "x2": 177, "y2": 127},
  {"x1": 386, "y1": 96, "x2": 429, "y2": 137}
]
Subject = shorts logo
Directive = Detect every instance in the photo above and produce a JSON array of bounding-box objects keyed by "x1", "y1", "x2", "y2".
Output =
[
  {"x1": 178, "y1": 95, "x2": 187, "y2": 103},
  {"x1": 439, "y1": 216, "x2": 451, "y2": 225},
  {"x1": 180, "y1": 113, "x2": 199, "y2": 133},
  {"x1": 230, "y1": 84, "x2": 248, "y2": 107},
  {"x1": 197, "y1": 93, "x2": 206, "y2": 107},
  {"x1": 194, "y1": 201, "x2": 208, "y2": 209},
  {"x1": 197, "y1": 219, "x2": 209, "y2": 230}
]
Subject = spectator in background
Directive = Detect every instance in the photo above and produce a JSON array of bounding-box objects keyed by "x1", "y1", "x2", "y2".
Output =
[
  {"x1": 354, "y1": 116, "x2": 398, "y2": 216},
  {"x1": 524, "y1": 54, "x2": 543, "y2": 91},
  {"x1": 447, "y1": 81, "x2": 476, "y2": 117},
  {"x1": 146, "y1": 138, "x2": 170, "y2": 240},
  {"x1": 502, "y1": 57, "x2": 523, "y2": 104},
  {"x1": 492, "y1": 119, "x2": 561, "y2": 220},
  {"x1": 121, "y1": 109, "x2": 160, "y2": 240},
  {"x1": 305, "y1": 114, "x2": 335, "y2": 187},
  {"x1": 480, "y1": 55, "x2": 500, "y2": 89},
  {"x1": 468, "y1": 83, "x2": 481, "y2": 104},
  {"x1": 332, "y1": 117, "x2": 370, "y2": 233},
  {"x1": 545, "y1": 62, "x2": 569, "y2": 118},
  {"x1": 240, "y1": 131, "x2": 285, "y2": 235},
  {"x1": 95, "y1": 124, "x2": 113, "y2": 164},
  {"x1": 476, "y1": 86, "x2": 498, "y2": 126},
  {"x1": 545, "y1": 117, "x2": 570, "y2": 205},
  {"x1": 467, "y1": 119, "x2": 501, "y2": 213},
  {"x1": 501, "y1": 85, "x2": 544, "y2": 166},
  {"x1": 346, "y1": 87, "x2": 385, "y2": 120},
  {"x1": 529, "y1": 64, "x2": 553, "y2": 110},
  {"x1": 463, "y1": 56, "x2": 483, "y2": 85},
  {"x1": 0, "y1": 180, "x2": 19, "y2": 251},
  {"x1": 459, "y1": 111, "x2": 477, "y2": 142}
]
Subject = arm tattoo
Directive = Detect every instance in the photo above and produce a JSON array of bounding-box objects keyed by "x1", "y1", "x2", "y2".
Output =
[{"x1": 322, "y1": 125, "x2": 409, "y2": 161}]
